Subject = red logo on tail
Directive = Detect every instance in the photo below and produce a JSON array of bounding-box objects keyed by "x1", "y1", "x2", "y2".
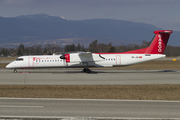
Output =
[{"x1": 158, "y1": 34, "x2": 162, "y2": 53}]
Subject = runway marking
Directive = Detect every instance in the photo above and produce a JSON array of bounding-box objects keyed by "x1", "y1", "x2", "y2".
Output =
[
  {"x1": 0, "y1": 116, "x2": 180, "y2": 119},
  {"x1": 1, "y1": 97, "x2": 180, "y2": 103},
  {"x1": 0, "y1": 105, "x2": 44, "y2": 108}
]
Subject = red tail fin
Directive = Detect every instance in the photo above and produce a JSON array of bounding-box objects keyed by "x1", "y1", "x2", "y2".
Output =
[
  {"x1": 145, "y1": 30, "x2": 173, "y2": 54},
  {"x1": 122, "y1": 30, "x2": 173, "y2": 54}
]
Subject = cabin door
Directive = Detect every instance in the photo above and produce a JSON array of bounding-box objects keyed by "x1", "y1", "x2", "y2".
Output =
[
  {"x1": 116, "y1": 55, "x2": 121, "y2": 65},
  {"x1": 28, "y1": 57, "x2": 34, "y2": 67}
]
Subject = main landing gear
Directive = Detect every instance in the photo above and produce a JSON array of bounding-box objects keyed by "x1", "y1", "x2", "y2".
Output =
[
  {"x1": 83, "y1": 67, "x2": 91, "y2": 73},
  {"x1": 82, "y1": 63, "x2": 91, "y2": 73},
  {"x1": 14, "y1": 69, "x2": 17, "y2": 73}
]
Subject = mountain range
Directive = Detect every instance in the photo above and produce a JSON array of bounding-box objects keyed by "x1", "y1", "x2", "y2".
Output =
[{"x1": 0, "y1": 13, "x2": 179, "y2": 47}]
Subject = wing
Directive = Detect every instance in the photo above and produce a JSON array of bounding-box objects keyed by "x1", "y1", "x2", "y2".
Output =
[{"x1": 78, "y1": 52, "x2": 105, "y2": 62}]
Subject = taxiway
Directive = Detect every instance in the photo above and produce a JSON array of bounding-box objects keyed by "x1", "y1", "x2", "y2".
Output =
[{"x1": 0, "y1": 68, "x2": 180, "y2": 85}]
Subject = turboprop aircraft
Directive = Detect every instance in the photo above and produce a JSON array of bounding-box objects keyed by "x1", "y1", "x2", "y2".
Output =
[{"x1": 6, "y1": 30, "x2": 173, "y2": 73}]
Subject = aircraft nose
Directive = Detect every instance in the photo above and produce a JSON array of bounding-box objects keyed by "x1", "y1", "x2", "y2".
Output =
[
  {"x1": 6, "y1": 64, "x2": 10, "y2": 68},
  {"x1": 6, "y1": 63, "x2": 13, "y2": 69}
]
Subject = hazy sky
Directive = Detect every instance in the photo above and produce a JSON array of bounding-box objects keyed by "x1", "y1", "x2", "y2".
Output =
[{"x1": 0, "y1": 0, "x2": 180, "y2": 31}]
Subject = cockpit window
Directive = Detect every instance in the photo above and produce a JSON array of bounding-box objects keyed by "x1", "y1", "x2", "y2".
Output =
[{"x1": 15, "y1": 58, "x2": 24, "y2": 61}]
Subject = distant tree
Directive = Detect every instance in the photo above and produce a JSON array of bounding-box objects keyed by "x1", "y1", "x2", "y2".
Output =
[
  {"x1": 76, "y1": 43, "x2": 81, "y2": 51},
  {"x1": 64, "y1": 44, "x2": 76, "y2": 52},
  {"x1": 43, "y1": 47, "x2": 48, "y2": 55},
  {"x1": 98, "y1": 43, "x2": 109, "y2": 53},
  {"x1": 0, "y1": 48, "x2": 8, "y2": 56},
  {"x1": 81, "y1": 44, "x2": 86, "y2": 52},
  {"x1": 89, "y1": 40, "x2": 98, "y2": 52},
  {"x1": 108, "y1": 46, "x2": 116, "y2": 53},
  {"x1": 165, "y1": 45, "x2": 180, "y2": 57},
  {"x1": 142, "y1": 40, "x2": 150, "y2": 48},
  {"x1": 133, "y1": 45, "x2": 140, "y2": 50},
  {"x1": 25, "y1": 47, "x2": 30, "y2": 55},
  {"x1": 76, "y1": 43, "x2": 87, "y2": 52},
  {"x1": 17, "y1": 44, "x2": 25, "y2": 56},
  {"x1": 17, "y1": 48, "x2": 23, "y2": 56},
  {"x1": 34, "y1": 45, "x2": 42, "y2": 55},
  {"x1": 71, "y1": 44, "x2": 76, "y2": 51},
  {"x1": 7, "y1": 48, "x2": 15, "y2": 56},
  {"x1": 116, "y1": 45, "x2": 126, "y2": 52}
]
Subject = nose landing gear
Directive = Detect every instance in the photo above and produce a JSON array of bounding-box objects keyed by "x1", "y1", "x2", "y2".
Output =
[{"x1": 14, "y1": 69, "x2": 17, "y2": 73}]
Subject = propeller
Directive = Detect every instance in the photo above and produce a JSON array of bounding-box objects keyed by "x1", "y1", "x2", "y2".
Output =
[{"x1": 60, "y1": 53, "x2": 65, "y2": 59}]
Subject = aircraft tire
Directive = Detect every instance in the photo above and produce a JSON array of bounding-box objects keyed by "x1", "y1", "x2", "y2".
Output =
[
  {"x1": 86, "y1": 69, "x2": 91, "y2": 73},
  {"x1": 83, "y1": 68, "x2": 87, "y2": 72},
  {"x1": 14, "y1": 69, "x2": 17, "y2": 73}
]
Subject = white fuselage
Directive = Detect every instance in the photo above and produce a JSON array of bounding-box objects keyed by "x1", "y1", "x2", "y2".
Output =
[{"x1": 6, "y1": 53, "x2": 165, "y2": 69}]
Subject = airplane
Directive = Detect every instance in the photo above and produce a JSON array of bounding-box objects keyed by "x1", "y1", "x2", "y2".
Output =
[{"x1": 6, "y1": 30, "x2": 173, "y2": 73}]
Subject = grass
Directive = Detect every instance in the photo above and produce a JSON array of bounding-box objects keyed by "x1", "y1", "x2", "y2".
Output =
[
  {"x1": 0, "y1": 57, "x2": 16, "y2": 61},
  {"x1": 0, "y1": 63, "x2": 7, "y2": 68},
  {"x1": 1, "y1": 85, "x2": 180, "y2": 100}
]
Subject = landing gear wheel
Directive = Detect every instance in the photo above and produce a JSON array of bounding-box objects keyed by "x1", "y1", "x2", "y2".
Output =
[
  {"x1": 82, "y1": 68, "x2": 91, "y2": 73},
  {"x1": 14, "y1": 69, "x2": 17, "y2": 73},
  {"x1": 86, "y1": 68, "x2": 91, "y2": 73},
  {"x1": 83, "y1": 68, "x2": 87, "y2": 73}
]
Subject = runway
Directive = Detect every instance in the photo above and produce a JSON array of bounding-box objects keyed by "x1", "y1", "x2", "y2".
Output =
[
  {"x1": 0, "y1": 98, "x2": 180, "y2": 119},
  {"x1": 0, "y1": 68, "x2": 180, "y2": 85}
]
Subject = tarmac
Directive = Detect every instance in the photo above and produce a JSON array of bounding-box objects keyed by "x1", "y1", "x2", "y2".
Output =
[
  {"x1": 0, "y1": 98, "x2": 180, "y2": 119},
  {"x1": 0, "y1": 68, "x2": 180, "y2": 85}
]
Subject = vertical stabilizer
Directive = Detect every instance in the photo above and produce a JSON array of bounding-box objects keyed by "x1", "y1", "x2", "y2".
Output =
[{"x1": 145, "y1": 30, "x2": 173, "y2": 54}]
